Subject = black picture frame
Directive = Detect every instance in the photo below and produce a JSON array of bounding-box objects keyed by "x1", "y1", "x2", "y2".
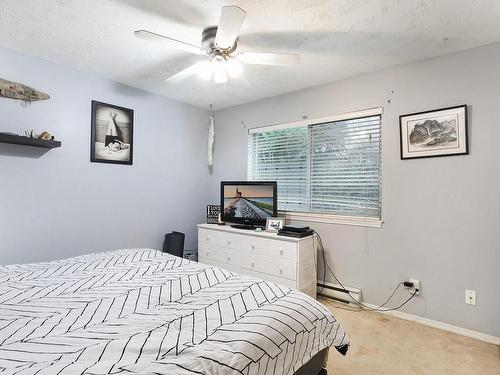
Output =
[
  {"x1": 399, "y1": 104, "x2": 468, "y2": 160},
  {"x1": 90, "y1": 100, "x2": 134, "y2": 165}
]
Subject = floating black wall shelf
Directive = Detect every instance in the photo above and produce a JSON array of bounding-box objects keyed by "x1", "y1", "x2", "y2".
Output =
[{"x1": 0, "y1": 133, "x2": 61, "y2": 149}]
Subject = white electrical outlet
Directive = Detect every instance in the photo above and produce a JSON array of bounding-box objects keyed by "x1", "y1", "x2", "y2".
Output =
[
  {"x1": 465, "y1": 290, "x2": 476, "y2": 305},
  {"x1": 409, "y1": 279, "x2": 420, "y2": 295}
]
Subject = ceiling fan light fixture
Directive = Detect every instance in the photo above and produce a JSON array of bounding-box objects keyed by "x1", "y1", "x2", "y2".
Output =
[{"x1": 135, "y1": 6, "x2": 301, "y2": 86}]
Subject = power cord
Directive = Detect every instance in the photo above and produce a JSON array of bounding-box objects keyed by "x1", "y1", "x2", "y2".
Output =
[{"x1": 313, "y1": 230, "x2": 417, "y2": 312}]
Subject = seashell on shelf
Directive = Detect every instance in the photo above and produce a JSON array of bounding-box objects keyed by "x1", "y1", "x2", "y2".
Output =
[{"x1": 38, "y1": 131, "x2": 54, "y2": 140}]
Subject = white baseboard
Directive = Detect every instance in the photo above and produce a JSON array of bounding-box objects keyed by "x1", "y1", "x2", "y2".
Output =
[{"x1": 362, "y1": 302, "x2": 500, "y2": 345}]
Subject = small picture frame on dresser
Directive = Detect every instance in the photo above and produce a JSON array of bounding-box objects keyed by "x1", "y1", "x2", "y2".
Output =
[
  {"x1": 206, "y1": 205, "x2": 221, "y2": 224},
  {"x1": 266, "y1": 217, "x2": 284, "y2": 232}
]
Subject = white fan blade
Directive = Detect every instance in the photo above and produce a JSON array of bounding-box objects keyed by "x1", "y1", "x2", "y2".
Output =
[
  {"x1": 165, "y1": 61, "x2": 206, "y2": 83},
  {"x1": 134, "y1": 30, "x2": 203, "y2": 55},
  {"x1": 237, "y1": 52, "x2": 301, "y2": 66},
  {"x1": 214, "y1": 6, "x2": 247, "y2": 50}
]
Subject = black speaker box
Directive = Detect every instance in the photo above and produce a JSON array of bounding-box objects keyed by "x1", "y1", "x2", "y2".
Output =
[{"x1": 162, "y1": 231, "x2": 185, "y2": 258}]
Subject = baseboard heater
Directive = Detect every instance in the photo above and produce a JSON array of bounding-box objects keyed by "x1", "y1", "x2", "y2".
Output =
[{"x1": 317, "y1": 280, "x2": 362, "y2": 307}]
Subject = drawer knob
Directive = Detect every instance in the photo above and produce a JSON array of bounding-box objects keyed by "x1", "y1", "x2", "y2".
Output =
[
  {"x1": 251, "y1": 244, "x2": 255, "y2": 250},
  {"x1": 227, "y1": 256, "x2": 231, "y2": 262},
  {"x1": 206, "y1": 235, "x2": 210, "y2": 241},
  {"x1": 227, "y1": 240, "x2": 231, "y2": 246},
  {"x1": 279, "y1": 249, "x2": 284, "y2": 256},
  {"x1": 251, "y1": 261, "x2": 255, "y2": 268},
  {"x1": 206, "y1": 250, "x2": 210, "y2": 256},
  {"x1": 279, "y1": 267, "x2": 283, "y2": 274}
]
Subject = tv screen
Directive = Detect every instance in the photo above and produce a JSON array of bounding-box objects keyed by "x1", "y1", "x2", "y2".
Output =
[{"x1": 221, "y1": 181, "x2": 277, "y2": 227}]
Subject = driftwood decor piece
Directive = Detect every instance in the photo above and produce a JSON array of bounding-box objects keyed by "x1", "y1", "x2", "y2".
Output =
[{"x1": 0, "y1": 78, "x2": 50, "y2": 103}]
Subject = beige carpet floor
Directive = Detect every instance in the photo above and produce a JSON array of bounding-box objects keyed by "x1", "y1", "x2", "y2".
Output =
[{"x1": 320, "y1": 298, "x2": 500, "y2": 375}]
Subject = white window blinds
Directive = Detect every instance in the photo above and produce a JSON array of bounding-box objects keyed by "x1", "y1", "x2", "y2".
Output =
[{"x1": 247, "y1": 111, "x2": 382, "y2": 219}]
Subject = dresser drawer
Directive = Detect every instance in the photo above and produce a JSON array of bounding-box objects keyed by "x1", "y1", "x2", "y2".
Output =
[
  {"x1": 198, "y1": 257, "x2": 242, "y2": 274},
  {"x1": 243, "y1": 253, "x2": 296, "y2": 281},
  {"x1": 198, "y1": 257, "x2": 297, "y2": 289},
  {"x1": 198, "y1": 243, "x2": 246, "y2": 269},
  {"x1": 236, "y1": 268, "x2": 297, "y2": 290},
  {"x1": 199, "y1": 228, "x2": 223, "y2": 245},
  {"x1": 198, "y1": 243, "x2": 227, "y2": 264},
  {"x1": 249, "y1": 238, "x2": 297, "y2": 261},
  {"x1": 200, "y1": 228, "x2": 298, "y2": 262},
  {"x1": 198, "y1": 258, "x2": 296, "y2": 290},
  {"x1": 199, "y1": 228, "x2": 244, "y2": 249}
]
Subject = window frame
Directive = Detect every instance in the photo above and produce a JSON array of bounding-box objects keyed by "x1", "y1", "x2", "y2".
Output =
[{"x1": 247, "y1": 107, "x2": 384, "y2": 228}]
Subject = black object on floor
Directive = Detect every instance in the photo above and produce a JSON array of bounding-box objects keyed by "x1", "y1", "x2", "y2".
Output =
[
  {"x1": 183, "y1": 249, "x2": 198, "y2": 262},
  {"x1": 162, "y1": 231, "x2": 185, "y2": 257}
]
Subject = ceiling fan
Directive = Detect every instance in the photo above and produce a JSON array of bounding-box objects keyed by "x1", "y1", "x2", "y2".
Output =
[{"x1": 134, "y1": 6, "x2": 301, "y2": 84}]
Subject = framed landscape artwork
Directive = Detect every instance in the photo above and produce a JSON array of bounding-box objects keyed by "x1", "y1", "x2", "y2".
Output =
[
  {"x1": 399, "y1": 105, "x2": 468, "y2": 160},
  {"x1": 91, "y1": 100, "x2": 134, "y2": 165}
]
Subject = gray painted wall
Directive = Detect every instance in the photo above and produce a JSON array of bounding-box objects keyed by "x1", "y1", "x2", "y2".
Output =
[
  {"x1": 209, "y1": 43, "x2": 500, "y2": 337},
  {"x1": 0, "y1": 46, "x2": 209, "y2": 264}
]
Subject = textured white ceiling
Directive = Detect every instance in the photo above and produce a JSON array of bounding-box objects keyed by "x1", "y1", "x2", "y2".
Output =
[{"x1": 1, "y1": 0, "x2": 500, "y2": 109}]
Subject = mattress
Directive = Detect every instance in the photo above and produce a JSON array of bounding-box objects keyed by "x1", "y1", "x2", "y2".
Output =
[{"x1": 0, "y1": 249, "x2": 348, "y2": 374}]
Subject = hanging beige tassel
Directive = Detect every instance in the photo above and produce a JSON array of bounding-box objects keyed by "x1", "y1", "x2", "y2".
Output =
[{"x1": 208, "y1": 105, "x2": 215, "y2": 167}]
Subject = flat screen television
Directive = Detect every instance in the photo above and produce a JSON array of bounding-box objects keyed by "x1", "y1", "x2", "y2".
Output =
[{"x1": 221, "y1": 181, "x2": 277, "y2": 229}]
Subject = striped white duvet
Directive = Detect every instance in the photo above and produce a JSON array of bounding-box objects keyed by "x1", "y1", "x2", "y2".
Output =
[{"x1": 0, "y1": 249, "x2": 349, "y2": 374}]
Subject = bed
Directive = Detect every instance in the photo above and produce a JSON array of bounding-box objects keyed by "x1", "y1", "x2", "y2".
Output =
[{"x1": 0, "y1": 249, "x2": 348, "y2": 374}]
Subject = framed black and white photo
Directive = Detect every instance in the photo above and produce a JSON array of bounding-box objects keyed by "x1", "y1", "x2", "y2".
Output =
[
  {"x1": 91, "y1": 100, "x2": 134, "y2": 165},
  {"x1": 266, "y1": 217, "x2": 284, "y2": 232},
  {"x1": 399, "y1": 105, "x2": 468, "y2": 160}
]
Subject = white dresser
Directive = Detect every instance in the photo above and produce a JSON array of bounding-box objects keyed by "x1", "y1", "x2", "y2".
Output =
[{"x1": 197, "y1": 224, "x2": 316, "y2": 298}]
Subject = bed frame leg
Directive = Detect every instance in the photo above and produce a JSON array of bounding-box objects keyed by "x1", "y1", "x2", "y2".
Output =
[{"x1": 320, "y1": 347, "x2": 329, "y2": 374}]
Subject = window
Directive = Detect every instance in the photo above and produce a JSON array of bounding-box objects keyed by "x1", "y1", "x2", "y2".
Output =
[{"x1": 247, "y1": 108, "x2": 382, "y2": 227}]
